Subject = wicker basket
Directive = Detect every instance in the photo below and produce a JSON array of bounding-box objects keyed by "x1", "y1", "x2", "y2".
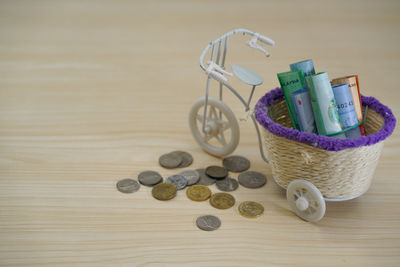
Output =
[{"x1": 255, "y1": 88, "x2": 396, "y2": 200}]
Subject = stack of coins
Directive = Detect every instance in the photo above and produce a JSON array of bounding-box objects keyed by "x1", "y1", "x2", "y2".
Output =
[
  {"x1": 115, "y1": 152, "x2": 267, "y2": 231},
  {"x1": 159, "y1": 151, "x2": 193, "y2": 169}
]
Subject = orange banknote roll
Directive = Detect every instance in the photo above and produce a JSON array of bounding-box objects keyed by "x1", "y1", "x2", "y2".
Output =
[{"x1": 331, "y1": 75, "x2": 366, "y2": 136}]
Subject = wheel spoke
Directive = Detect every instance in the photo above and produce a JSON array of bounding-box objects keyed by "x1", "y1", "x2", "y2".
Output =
[
  {"x1": 207, "y1": 106, "x2": 213, "y2": 119},
  {"x1": 215, "y1": 132, "x2": 227, "y2": 146},
  {"x1": 218, "y1": 120, "x2": 231, "y2": 131},
  {"x1": 196, "y1": 114, "x2": 203, "y2": 123},
  {"x1": 294, "y1": 190, "x2": 302, "y2": 198},
  {"x1": 204, "y1": 134, "x2": 214, "y2": 142},
  {"x1": 304, "y1": 191, "x2": 313, "y2": 202},
  {"x1": 308, "y1": 201, "x2": 317, "y2": 209},
  {"x1": 208, "y1": 106, "x2": 217, "y2": 120}
]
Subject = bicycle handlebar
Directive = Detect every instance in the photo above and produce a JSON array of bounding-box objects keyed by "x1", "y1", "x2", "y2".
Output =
[
  {"x1": 199, "y1": 28, "x2": 275, "y2": 73},
  {"x1": 257, "y1": 34, "x2": 275, "y2": 46}
]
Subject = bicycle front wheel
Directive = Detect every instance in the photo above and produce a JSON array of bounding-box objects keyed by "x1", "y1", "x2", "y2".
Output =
[{"x1": 189, "y1": 97, "x2": 240, "y2": 157}]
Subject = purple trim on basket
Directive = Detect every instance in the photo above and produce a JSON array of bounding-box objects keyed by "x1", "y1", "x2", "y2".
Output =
[{"x1": 254, "y1": 88, "x2": 397, "y2": 151}]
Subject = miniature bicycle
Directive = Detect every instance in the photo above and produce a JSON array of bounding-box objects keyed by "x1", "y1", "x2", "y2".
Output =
[
  {"x1": 189, "y1": 28, "x2": 273, "y2": 161},
  {"x1": 189, "y1": 29, "x2": 327, "y2": 222}
]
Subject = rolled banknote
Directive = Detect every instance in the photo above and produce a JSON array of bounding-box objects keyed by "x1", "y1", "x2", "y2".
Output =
[
  {"x1": 331, "y1": 75, "x2": 365, "y2": 136},
  {"x1": 291, "y1": 88, "x2": 317, "y2": 133},
  {"x1": 306, "y1": 72, "x2": 345, "y2": 138},
  {"x1": 277, "y1": 70, "x2": 306, "y2": 130},
  {"x1": 290, "y1": 59, "x2": 316, "y2": 77},
  {"x1": 332, "y1": 84, "x2": 362, "y2": 138}
]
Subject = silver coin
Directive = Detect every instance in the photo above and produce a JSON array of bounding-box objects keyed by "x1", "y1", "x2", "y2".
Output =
[
  {"x1": 159, "y1": 153, "x2": 182, "y2": 169},
  {"x1": 138, "y1": 171, "x2": 163, "y2": 186},
  {"x1": 238, "y1": 171, "x2": 267, "y2": 188},
  {"x1": 205, "y1": 165, "x2": 228, "y2": 179},
  {"x1": 170, "y1": 151, "x2": 193, "y2": 168},
  {"x1": 196, "y1": 168, "x2": 216, "y2": 186},
  {"x1": 222, "y1": 155, "x2": 250, "y2": 172},
  {"x1": 166, "y1": 174, "x2": 188, "y2": 190},
  {"x1": 179, "y1": 169, "x2": 200, "y2": 186},
  {"x1": 216, "y1": 177, "x2": 239, "y2": 192},
  {"x1": 196, "y1": 215, "x2": 221, "y2": 231},
  {"x1": 116, "y1": 178, "x2": 140, "y2": 193}
]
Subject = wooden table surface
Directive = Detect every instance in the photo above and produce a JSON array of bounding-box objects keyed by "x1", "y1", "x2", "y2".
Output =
[{"x1": 1, "y1": 0, "x2": 399, "y2": 266}]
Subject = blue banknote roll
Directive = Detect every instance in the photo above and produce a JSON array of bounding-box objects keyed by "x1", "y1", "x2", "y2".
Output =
[
  {"x1": 291, "y1": 88, "x2": 317, "y2": 133},
  {"x1": 332, "y1": 83, "x2": 362, "y2": 138},
  {"x1": 290, "y1": 59, "x2": 316, "y2": 77}
]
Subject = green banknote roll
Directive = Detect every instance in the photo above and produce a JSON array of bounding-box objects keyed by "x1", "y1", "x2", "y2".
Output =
[
  {"x1": 306, "y1": 72, "x2": 345, "y2": 138},
  {"x1": 277, "y1": 70, "x2": 306, "y2": 130}
]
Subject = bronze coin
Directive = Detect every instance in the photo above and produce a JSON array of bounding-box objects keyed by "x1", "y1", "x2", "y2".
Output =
[
  {"x1": 152, "y1": 183, "x2": 177, "y2": 201},
  {"x1": 238, "y1": 201, "x2": 264, "y2": 218},
  {"x1": 186, "y1": 185, "x2": 211, "y2": 201},
  {"x1": 209, "y1": 192, "x2": 235, "y2": 209}
]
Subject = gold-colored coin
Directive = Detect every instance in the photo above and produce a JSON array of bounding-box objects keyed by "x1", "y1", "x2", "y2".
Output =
[
  {"x1": 186, "y1": 185, "x2": 211, "y2": 201},
  {"x1": 209, "y1": 192, "x2": 235, "y2": 209},
  {"x1": 238, "y1": 201, "x2": 264, "y2": 218},
  {"x1": 152, "y1": 183, "x2": 177, "y2": 201}
]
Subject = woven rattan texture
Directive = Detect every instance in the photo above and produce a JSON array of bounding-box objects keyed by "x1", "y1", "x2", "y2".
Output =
[{"x1": 263, "y1": 102, "x2": 385, "y2": 199}]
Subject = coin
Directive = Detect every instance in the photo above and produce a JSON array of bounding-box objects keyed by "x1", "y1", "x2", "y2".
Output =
[
  {"x1": 138, "y1": 171, "x2": 163, "y2": 186},
  {"x1": 205, "y1": 166, "x2": 228, "y2": 179},
  {"x1": 216, "y1": 177, "x2": 239, "y2": 192},
  {"x1": 222, "y1": 155, "x2": 250, "y2": 172},
  {"x1": 196, "y1": 215, "x2": 221, "y2": 231},
  {"x1": 159, "y1": 152, "x2": 182, "y2": 169},
  {"x1": 116, "y1": 178, "x2": 140, "y2": 193},
  {"x1": 186, "y1": 185, "x2": 212, "y2": 201},
  {"x1": 179, "y1": 169, "x2": 200, "y2": 186},
  {"x1": 166, "y1": 174, "x2": 187, "y2": 190},
  {"x1": 209, "y1": 192, "x2": 235, "y2": 209},
  {"x1": 238, "y1": 171, "x2": 267, "y2": 188},
  {"x1": 152, "y1": 182, "x2": 177, "y2": 200},
  {"x1": 238, "y1": 201, "x2": 264, "y2": 218},
  {"x1": 196, "y1": 168, "x2": 216, "y2": 186},
  {"x1": 171, "y1": 151, "x2": 193, "y2": 168}
]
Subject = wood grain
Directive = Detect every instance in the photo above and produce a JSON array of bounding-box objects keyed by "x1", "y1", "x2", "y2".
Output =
[{"x1": 0, "y1": 0, "x2": 399, "y2": 266}]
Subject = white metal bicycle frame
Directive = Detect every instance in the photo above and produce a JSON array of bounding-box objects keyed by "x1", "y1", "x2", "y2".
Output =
[{"x1": 199, "y1": 29, "x2": 274, "y2": 163}]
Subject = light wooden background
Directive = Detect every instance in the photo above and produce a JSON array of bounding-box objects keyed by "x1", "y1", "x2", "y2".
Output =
[{"x1": 0, "y1": 0, "x2": 399, "y2": 266}]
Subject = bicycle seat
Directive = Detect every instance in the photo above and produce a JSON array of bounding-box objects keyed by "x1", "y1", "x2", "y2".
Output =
[{"x1": 231, "y1": 64, "x2": 263, "y2": 86}]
